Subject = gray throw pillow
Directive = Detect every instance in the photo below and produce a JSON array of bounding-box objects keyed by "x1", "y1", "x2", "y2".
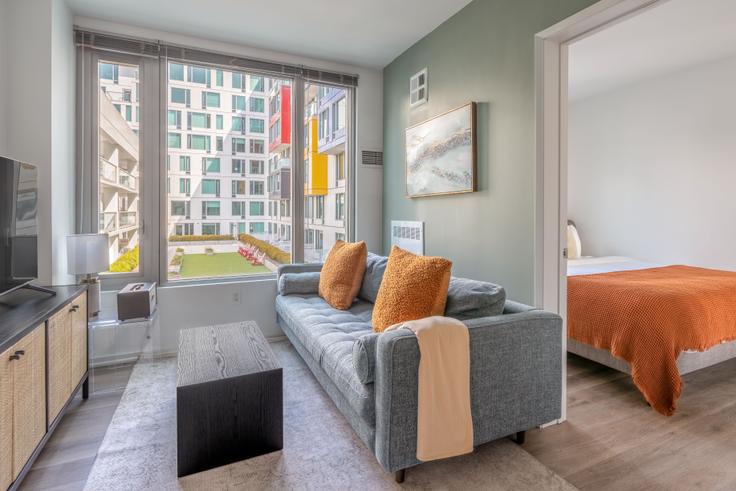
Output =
[
  {"x1": 277, "y1": 272, "x2": 321, "y2": 296},
  {"x1": 444, "y1": 277, "x2": 506, "y2": 320},
  {"x1": 358, "y1": 252, "x2": 388, "y2": 303}
]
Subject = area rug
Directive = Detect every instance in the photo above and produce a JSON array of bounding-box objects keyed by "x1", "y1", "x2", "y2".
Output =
[{"x1": 83, "y1": 341, "x2": 576, "y2": 491}]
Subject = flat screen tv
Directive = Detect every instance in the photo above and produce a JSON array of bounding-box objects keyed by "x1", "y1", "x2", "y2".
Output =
[{"x1": 0, "y1": 156, "x2": 39, "y2": 296}]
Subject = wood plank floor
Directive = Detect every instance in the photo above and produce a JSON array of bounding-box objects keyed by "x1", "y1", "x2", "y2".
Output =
[
  {"x1": 17, "y1": 354, "x2": 736, "y2": 490},
  {"x1": 18, "y1": 364, "x2": 134, "y2": 491},
  {"x1": 526, "y1": 354, "x2": 736, "y2": 491}
]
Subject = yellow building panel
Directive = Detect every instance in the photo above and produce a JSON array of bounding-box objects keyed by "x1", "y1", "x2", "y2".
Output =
[{"x1": 304, "y1": 116, "x2": 327, "y2": 196}]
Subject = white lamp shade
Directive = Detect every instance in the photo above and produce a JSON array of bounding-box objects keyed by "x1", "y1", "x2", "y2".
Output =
[{"x1": 67, "y1": 234, "x2": 110, "y2": 274}]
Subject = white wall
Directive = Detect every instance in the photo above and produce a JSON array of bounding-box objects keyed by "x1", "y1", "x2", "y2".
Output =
[
  {"x1": 0, "y1": 0, "x2": 8, "y2": 152},
  {"x1": 568, "y1": 55, "x2": 736, "y2": 271},
  {"x1": 75, "y1": 16, "x2": 384, "y2": 359}
]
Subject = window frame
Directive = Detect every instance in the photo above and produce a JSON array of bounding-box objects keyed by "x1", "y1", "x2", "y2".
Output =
[{"x1": 79, "y1": 45, "x2": 357, "y2": 288}]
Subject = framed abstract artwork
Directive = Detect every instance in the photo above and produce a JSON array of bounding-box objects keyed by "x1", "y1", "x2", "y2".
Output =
[{"x1": 405, "y1": 102, "x2": 476, "y2": 198}]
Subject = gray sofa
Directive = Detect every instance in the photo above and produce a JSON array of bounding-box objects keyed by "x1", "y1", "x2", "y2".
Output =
[{"x1": 275, "y1": 253, "x2": 562, "y2": 482}]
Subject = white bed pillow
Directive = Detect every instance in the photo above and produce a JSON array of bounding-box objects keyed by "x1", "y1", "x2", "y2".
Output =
[{"x1": 567, "y1": 224, "x2": 582, "y2": 259}]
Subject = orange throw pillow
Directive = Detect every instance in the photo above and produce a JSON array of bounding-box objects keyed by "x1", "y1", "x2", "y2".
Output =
[
  {"x1": 318, "y1": 240, "x2": 368, "y2": 310},
  {"x1": 372, "y1": 246, "x2": 452, "y2": 332}
]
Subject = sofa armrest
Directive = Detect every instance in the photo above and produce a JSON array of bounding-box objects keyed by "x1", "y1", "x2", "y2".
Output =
[
  {"x1": 374, "y1": 310, "x2": 563, "y2": 473},
  {"x1": 276, "y1": 263, "x2": 323, "y2": 280},
  {"x1": 502, "y1": 299, "x2": 539, "y2": 315}
]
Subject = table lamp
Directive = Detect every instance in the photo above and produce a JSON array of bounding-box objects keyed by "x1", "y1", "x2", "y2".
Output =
[{"x1": 67, "y1": 233, "x2": 110, "y2": 317}]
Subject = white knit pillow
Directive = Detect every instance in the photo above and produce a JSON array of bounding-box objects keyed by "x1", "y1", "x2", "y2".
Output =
[{"x1": 567, "y1": 224, "x2": 582, "y2": 259}]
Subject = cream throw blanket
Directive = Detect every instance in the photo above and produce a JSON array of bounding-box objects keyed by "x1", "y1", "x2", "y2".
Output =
[{"x1": 388, "y1": 316, "x2": 473, "y2": 461}]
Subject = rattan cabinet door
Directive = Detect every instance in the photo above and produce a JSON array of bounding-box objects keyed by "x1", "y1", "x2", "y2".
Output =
[{"x1": 48, "y1": 307, "x2": 72, "y2": 424}]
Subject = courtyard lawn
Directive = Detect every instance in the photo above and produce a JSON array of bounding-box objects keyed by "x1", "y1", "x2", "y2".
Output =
[{"x1": 179, "y1": 252, "x2": 269, "y2": 278}]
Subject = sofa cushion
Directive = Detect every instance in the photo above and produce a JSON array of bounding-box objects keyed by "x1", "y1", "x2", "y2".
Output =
[
  {"x1": 358, "y1": 252, "x2": 388, "y2": 303},
  {"x1": 275, "y1": 294, "x2": 376, "y2": 424},
  {"x1": 278, "y1": 272, "x2": 321, "y2": 296},
  {"x1": 318, "y1": 240, "x2": 367, "y2": 310},
  {"x1": 353, "y1": 333, "x2": 379, "y2": 384},
  {"x1": 445, "y1": 277, "x2": 506, "y2": 320},
  {"x1": 372, "y1": 246, "x2": 452, "y2": 332}
]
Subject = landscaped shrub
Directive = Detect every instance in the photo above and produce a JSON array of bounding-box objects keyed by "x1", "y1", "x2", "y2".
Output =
[
  {"x1": 168, "y1": 234, "x2": 234, "y2": 242},
  {"x1": 109, "y1": 246, "x2": 139, "y2": 273},
  {"x1": 170, "y1": 254, "x2": 183, "y2": 266},
  {"x1": 239, "y1": 234, "x2": 290, "y2": 264},
  {"x1": 205, "y1": 247, "x2": 214, "y2": 255},
  {"x1": 176, "y1": 247, "x2": 184, "y2": 253}
]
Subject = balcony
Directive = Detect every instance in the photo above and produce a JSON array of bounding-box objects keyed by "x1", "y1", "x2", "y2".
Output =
[
  {"x1": 318, "y1": 126, "x2": 346, "y2": 155},
  {"x1": 99, "y1": 210, "x2": 138, "y2": 235},
  {"x1": 100, "y1": 158, "x2": 138, "y2": 192}
]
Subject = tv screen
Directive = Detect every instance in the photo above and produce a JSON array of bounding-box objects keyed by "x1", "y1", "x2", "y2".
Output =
[{"x1": 0, "y1": 156, "x2": 39, "y2": 296}]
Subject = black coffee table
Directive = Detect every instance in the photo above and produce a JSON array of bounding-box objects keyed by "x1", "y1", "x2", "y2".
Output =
[{"x1": 176, "y1": 321, "x2": 282, "y2": 477}]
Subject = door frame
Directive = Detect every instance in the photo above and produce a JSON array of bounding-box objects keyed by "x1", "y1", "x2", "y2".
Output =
[{"x1": 534, "y1": 0, "x2": 665, "y2": 422}]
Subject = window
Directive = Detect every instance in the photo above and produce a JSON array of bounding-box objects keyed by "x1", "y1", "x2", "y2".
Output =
[
  {"x1": 90, "y1": 55, "x2": 350, "y2": 285},
  {"x1": 188, "y1": 134, "x2": 211, "y2": 151},
  {"x1": 232, "y1": 116, "x2": 245, "y2": 132},
  {"x1": 179, "y1": 178, "x2": 190, "y2": 195},
  {"x1": 336, "y1": 152, "x2": 345, "y2": 182},
  {"x1": 189, "y1": 66, "x2": 208, "y2": 84},
  {"x1": 250, "y1": 75, "x2": 264, "y2": 92},
  {"x1": 201, "y1": 179, "x2": 220, "y2": 195},
  {"x1": 232, "y1": 137, "x2": 246, "y2": 153},
  {"x1": 334, "y1": 98, "x2": 346, "y2": 130},
  {"x1": 232, "y1": 159, "x2": 246, "y2": 174},
  {"x1": 232, "y1": 201, "x2": 245, "y2": 216},
  {"x1": 315, "y1": 195, "x2": 324, "y2": 220},
  {"x1": 202, "y1": 91, "x2": 220, "y2": 108},
  {"x1": 202, "y1": 223, "x2": 220, "y2": 235},
  {"x1": 250, "y1": 139, "x2": 265, "y2": 154},
  {"x1": 232, "y1": 95, "x2": 246, "y2": 112},
  {"x1": 319, "y1": 110, "x2": 329, "y2": 139},
  {"x1": 188, "y1": 112, "x2": 210, "y2": 129},
  {"x1": 202, "y1": 201, "x2": 220, "y2": 216},
  {"x1": 335, "y1": 193, "x2": 345, "y2": 221},
  {"x1": 99, "y1": 62, "x2": 119, "y2": 82},
  {"x1": 249, "y1": 181, "x2": 264, "y2": 195},
  {"x1": 168, "y1": 132, "x2": 181, "y2": 148},
  {"x1": 232, "y1": 72, "x2": 243, "y2": 89},
  {"x1": 249, "y1": 118, "x2": 265, "y2": 133},
  {"x1": 249, "y1": 160, "x2": 264, "y2": 174},
  {"x1": 336, "y1": 232, "x2": 345, "y2": 242},
  {"x1": 179, "y1": 156, "x2": 191, "y2": 172},
  {"x1": 171, "y1": 200, "x2": 190, "y2": 216},
  {"x1": 202, "y1": 157, "x2": 220, "y2": 173},
  {"x1": 171, "y1": 87, "x2": 190, "y2": 105},
  {"x1": 168, "y1": 109, "x2": 181, "y2": 128},
  {"x1": 232, "y1": 180, "x2": 246, "y2": 195},
  {"x1": 249, "y1": 97, "x2": 265, "y2": 112},
  {"x1": 250, "y1": 201, "x2": 265, "y2": 216},
  {"x1": 169, "y1": 63, "x2": 184, "y2": 81},
  {"x1": 175, "y1": 223, "x2": 194, "y2": 235}
]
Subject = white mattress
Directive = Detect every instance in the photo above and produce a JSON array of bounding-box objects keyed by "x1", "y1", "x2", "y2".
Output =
[
  {"x1": 567, "y1": 256, "x2": 660, "y2": 276},
  {"x1": 566, "y1": 255, "x2": 736, "y2": 371}
]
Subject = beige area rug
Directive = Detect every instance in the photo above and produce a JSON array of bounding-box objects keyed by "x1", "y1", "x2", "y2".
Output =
[{"x1": 83, "y1": 341, "x2": 576, "y2": 491}]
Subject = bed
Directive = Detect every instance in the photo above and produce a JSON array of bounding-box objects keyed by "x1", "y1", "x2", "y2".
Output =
[{"x1": 567, "y1": 255, "x2": 736, "y2": 415}]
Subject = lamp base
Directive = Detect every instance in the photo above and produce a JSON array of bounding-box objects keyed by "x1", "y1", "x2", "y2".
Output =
[{"x1": 81, "y1": 275, "x2": 101, "y2": 317}]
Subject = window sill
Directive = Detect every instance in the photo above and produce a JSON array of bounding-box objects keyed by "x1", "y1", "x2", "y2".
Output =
[{"x1": 102, "y1": 273, "x2": 276, "y2": 292}]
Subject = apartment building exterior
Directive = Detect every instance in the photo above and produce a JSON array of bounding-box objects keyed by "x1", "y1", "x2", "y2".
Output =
[
  {"x1": 166, "y1": 63, "x2": 270, "y2": 240},
  {"x1": 98, "y1": 62, "x2": 141, "y2": 265},
  {"x1": 98, "y1": 60, "x2": 348, "y2": 268}
]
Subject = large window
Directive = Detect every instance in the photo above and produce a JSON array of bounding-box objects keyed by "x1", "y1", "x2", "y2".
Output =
[{"x1": 83, "y1": 45, "x2": 353, "y2": 286}]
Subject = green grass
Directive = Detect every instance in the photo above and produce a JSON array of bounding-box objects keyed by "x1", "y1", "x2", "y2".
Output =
[{"x1": 179, "y1": 252, "x2": 269, "y2": 278}]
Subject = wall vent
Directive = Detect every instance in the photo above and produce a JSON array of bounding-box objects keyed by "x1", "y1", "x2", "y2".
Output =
[
  {"x1": 362, "y1": 150, "x2": 383, "y2": 166},
  {"x1": 409, "y1": 68, "x2": 428, "y2": 107},
  {"x1": 391, "y1": 220, "x2": 424, "y2": 255}
]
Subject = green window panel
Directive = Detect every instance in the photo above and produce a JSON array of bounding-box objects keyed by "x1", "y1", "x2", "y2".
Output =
[
  {"x1": 249, "y1": 118, "x2": 265, "y2": 133},
  {"x1": 168, "y1": 133, "x2": 181, "y2": 149},
  {"x1": 249, "y1": 97, "x2": 265, "y2": 112},
  {"x1": 233, "y1": 95, "x2": 246, "y2": 111},
  {"x1": 169, "y1": 63, "x2": 184, "y2": 81},
  {"x1": 188, "y1": 134, "x2": 210, "y2": 151},
  {"x1": 203, "y1": 157, "x2": 220, "y2": 173}
]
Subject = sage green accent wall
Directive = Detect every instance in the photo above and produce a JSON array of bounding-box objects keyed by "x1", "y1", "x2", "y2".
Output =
[{"x1": 382, "y1": 0, "x2": 597, "y2": 303}]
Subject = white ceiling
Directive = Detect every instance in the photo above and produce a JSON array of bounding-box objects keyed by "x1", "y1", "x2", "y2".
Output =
[
  {"x1": 65, "y1": 0, "x2": 472, "y2": 68},
  {"x1": 568, "y1": 0, "x2": 736, "y2": 102}
]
